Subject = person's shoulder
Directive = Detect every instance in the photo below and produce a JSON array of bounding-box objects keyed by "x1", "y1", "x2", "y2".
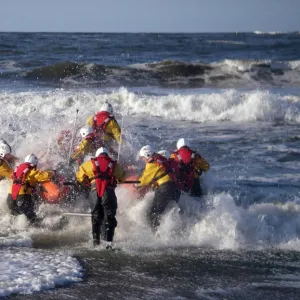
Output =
[{"x1": 81, "y1": 160, "x2": 92, "y2": 168}]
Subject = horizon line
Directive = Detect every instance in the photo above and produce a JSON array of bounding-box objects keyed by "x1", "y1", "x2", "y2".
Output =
[{"x1": 0, "y1": 30, "x2": 299, "y2": 34}]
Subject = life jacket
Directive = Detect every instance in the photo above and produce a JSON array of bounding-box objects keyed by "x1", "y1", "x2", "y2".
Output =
[
  {"x1": 92, "y1": 111, "x2": 114, "y2": 137},
  {"x1": 148, "y1": 153, "x2": 172, "y2": 188},
  {"x1": 91, "y1": 155, "x2": 117, "y2": 198},
  {"x1": 172, "y1": 147, "x2": 199, "y2": 191},
  {"x1": 11, "y1": 163, "x2": 34, "y2": 200}
]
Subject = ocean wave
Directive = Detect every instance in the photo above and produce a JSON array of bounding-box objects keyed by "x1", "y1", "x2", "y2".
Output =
[
  {"x1": 1, "y1": 59, "x2": 299, "y2": 88},
  {"x1": 253, "y1": 31, "x2": 288, "y2": 35},
  {"x1": 0, "y1": 88, "x2": 299, "y2": 128}
]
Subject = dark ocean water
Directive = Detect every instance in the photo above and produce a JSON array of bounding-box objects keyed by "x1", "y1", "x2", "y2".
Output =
[
  {"x1": 1, "y1": 32, "x2": 300, "y2": 89},
  {"x1": 1, "y1": 32, "x2": 300, "y2": 299}
]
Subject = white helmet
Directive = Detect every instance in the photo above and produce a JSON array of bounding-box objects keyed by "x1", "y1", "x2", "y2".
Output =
[
  {"x1": 95, "y1": 147, "x2": 109, "y2": 157},
  {"x1": 25, "y1": 154, "x2": 38, "y2": 166},
  {"x1": 158, "y1": 150, "x2": 170, "y2": 159},
  {"x1": 139, "y1": 145, "x2": 154, "y2": 159},
  {"x1": 0, "y1": 143, "x2": 11, "y2": 158},
  {"x1": 100, "y1": 102, "x2": 113, "y2": 115},
  {"x1": 176, "y1": 138, "x2": 189, "y2": 150},
  {"x1": 80, "y1": 125, "x2": 93, "y2": 138}
]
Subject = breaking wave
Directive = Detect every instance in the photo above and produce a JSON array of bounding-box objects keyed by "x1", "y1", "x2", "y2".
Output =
[{"x1": 1, "y1": 59, "x2": 300, "y2": 88}]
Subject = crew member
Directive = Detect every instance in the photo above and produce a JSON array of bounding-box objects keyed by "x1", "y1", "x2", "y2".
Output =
[
  {"x1": 138, "y1": 145, "x2": 179, "y2": 230},
  {"x1": 7, "y1": 154, "x2": 54, "y2": 225},
  {"x1": 70, "y1": 125, "x2": 98, "y2": 165},
  {"x1": 76, "y1": 147, "x2": 126, "y2": 248},
  {"x1": 86, "y1": 102, "x2": 121, "y2": 155},
  {"x1": 0, "y1": 143, "x2": 13, "y2": 180},
  {"x1": 157, "y1": 149, "x2": 181, "y2": 200},
  {"x1": 0, "y1": 141, "x2": 18, "y2": 180},
  {"x1": 170, "y1": 138, "x2": 210, "y2": 197}
]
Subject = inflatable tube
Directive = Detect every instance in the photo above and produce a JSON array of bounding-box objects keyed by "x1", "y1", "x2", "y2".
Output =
[
  {"x1": 39, "y1": 174, "x2": 71, "y2": 204},
  {"x1": 124, "y1": 175, "x2": 149, "y2": 199},
  {"x1": 39, "y1": 181, "x2": 61, "y2": 204}
]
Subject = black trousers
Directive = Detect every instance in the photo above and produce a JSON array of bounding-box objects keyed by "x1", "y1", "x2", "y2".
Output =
[
  {"x1": 148, "y1": 181, "x2": 180, "y2": 230},
  {"x1": 7, "y1": 194, "x2": 38, "y2": 225},
  {"x1": 89, "y1": 188, "x2": 117, "y2": 245},
  {"x1": 189, "y1": 178, "x2": 202, "y2": 197}
]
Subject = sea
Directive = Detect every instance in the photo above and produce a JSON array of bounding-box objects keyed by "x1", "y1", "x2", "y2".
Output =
[{"x1": 0, "y1": 32, "x2": 300, "y2": 299}]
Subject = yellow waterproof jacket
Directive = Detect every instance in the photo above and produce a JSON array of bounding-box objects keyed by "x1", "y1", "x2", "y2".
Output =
[
  {"x1": 9, "y1": 168, "x2": 53, "y2": 195},
  {"x1": 76, "y1": 159, "x2": 126, "y2": 187},
  {"x1": 72, "y1": 138, "x2": 96, "y2": 161},
  {"x1": 0, "y1": 159, "x2": 13, "y2": 179},
  {"x1": 138, "y1": 161, "x2": 173, "y2": 188},
  {"x1": 86, "y1": 115, "x2": 121, "y2": 144},
  {"x1": 170, "y1": 152, "x2": 210, "y2": 179}
]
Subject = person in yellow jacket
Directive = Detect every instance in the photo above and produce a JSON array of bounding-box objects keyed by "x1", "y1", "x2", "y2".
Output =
[
  {"x1": 0, "y1": 142, "x2": 14, "y2": 180},
  {"x1": 137, "y1": 145, "x2": 179, "y2": 230},
  {"x1": 86, "y1": 103, "x2": 121, "y2": 156},
  {"x1": 76, "y1": 147, "x2": 125, "y2": 248},
  {"x1": 70, "y1": 125, "x2": 98, "y2": 165},
  {"x1": 170, "y1": 138, "x2": 210, "y2": 197},
  {"x1": 7, "y1": 154, "x2": 54, "y2": 225}
]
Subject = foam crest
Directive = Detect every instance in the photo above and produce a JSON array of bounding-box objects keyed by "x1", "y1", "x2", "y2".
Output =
[
  {"x1": 1, "y1": 88, "x2": 299, "y2": 141},
  {"x1": 116, "y1": 187, "x2": 300, "y2": 251},
  {"x1": 0, "y1": 249, "x2": 83, "y2": 297}
]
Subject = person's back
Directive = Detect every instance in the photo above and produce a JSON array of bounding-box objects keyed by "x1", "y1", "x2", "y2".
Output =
[
  {"x1": 138, "y1": 145, "x2": 179, "y2": 230},
  {"x1": 76, "y1": 147, "x2": 125, "y2": 247},
  {"x1": 171, "y1": 138, "x2": 210, "y2": 197},
  {"x1": 86, "y1": 102, "x2": 121, "y2": 145},
  {"x1": 139, "y1": 153, "x2": 174, "y2": 189}
]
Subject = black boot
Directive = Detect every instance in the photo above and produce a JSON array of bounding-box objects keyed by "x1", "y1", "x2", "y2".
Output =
[{"x1": 93, "y1": 233, "x2": 100, "y2": 247}]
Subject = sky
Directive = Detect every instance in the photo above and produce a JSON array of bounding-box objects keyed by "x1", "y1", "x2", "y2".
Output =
[{"x1": 1, "y1": 0, "x2": 299, "y2": 32}]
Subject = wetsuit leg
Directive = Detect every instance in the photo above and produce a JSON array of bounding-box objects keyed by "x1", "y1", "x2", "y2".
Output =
[
  {"x1": 6, "y1": 194, "x2": 20, "y2": 216},
  {"x1": 18, "y1": 195, "x2": 39, "y2": 225},
  {"x1": 189, "y1": 178, "x2": 202, "y2": 197},
  {"x1": 89, "y1": 189, "x2": 104, "y2": 246},
  {"x1": 102, "y1": 188, "x2": 117, "y2": 242},
  {"x1": 148, "y1": 181, "x2": 178, "y2": 230}
]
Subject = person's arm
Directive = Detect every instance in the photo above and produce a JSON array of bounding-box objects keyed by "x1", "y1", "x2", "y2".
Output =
[
  {"x1": 32, "y1": 169, "x2": 53, "y2": 182},
  {"x1": 86, "y1": 115, "x2": 94, "y2": 127},
  {"x1": 0, "y1": 161, "x2": 13, "y2": 179},
  {"x1": 76, "y1": 163, "x2": 89, "y2": 184},
  {"x1": 195, "y1": 155, "x2": 210, "y2": 172},
  {"x1": 106, "y1": 119, "x2": 121, "y2": 144},
  {"x1": 138, "y1": 163, "x2": 156, "y2": 187},
  {"x1": 113, "y1": 163, "x2": 126, "y2": 183},
  {"x1": 72, "y1": 140, "x2": 88, "y2": 160}
]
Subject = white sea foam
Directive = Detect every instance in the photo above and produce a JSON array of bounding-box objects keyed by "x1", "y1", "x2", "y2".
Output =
[
  {"x1": 0, "y1": 249, "x2": 83, "y2": 297},
  {"x1": 1, "y1": 88, "x2": 300, "y2": 151},
  {"x1": 254, "y1": 31, "x2": 287, "y2": 35},
  {"x1": 115, "y1": 186, "x2": 300, "y2": 251},
  {"x1": 0, "y1": 60, "x2": 21, "y2": 71}
]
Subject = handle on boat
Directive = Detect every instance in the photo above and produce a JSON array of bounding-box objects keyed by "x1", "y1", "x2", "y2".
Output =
[
  {"x1": 62, "y1": 180, "x2": 140, "y2": 186},
  {"x1": 122, "y1": 180, "x2": 140, "y2": 184}
]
